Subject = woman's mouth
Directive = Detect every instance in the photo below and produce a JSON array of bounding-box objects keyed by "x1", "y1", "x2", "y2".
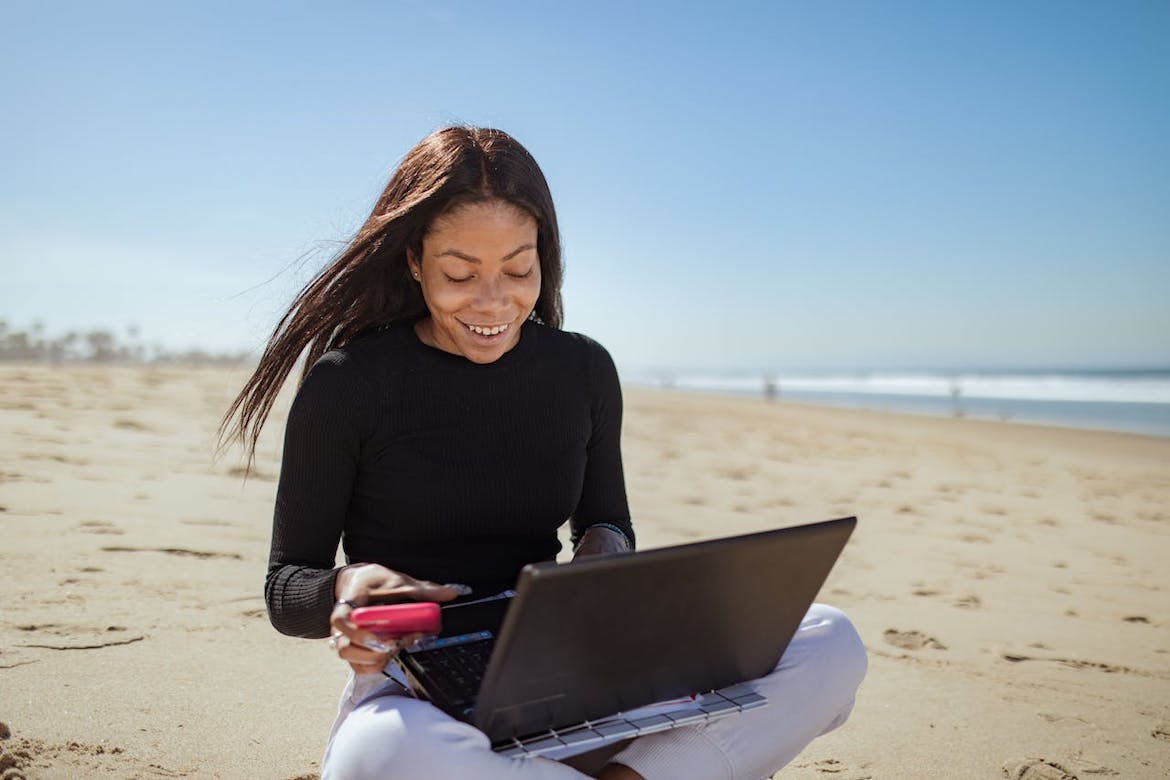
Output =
[
  {"x1": 458, "y1": 322, "x2": 510, "y2": 339},
  {"x1": 462, "y1": 321, "x2": 511, "y2": 337}
]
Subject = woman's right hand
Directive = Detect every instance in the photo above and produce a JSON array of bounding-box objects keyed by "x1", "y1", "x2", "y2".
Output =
[{"x1": 330, "y1": 563, "x2": 468, "y2": 674}]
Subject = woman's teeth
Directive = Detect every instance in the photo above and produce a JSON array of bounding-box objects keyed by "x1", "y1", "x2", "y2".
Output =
[{"x1": 465, "y1": 322, "x2": 510, "y2": 336}]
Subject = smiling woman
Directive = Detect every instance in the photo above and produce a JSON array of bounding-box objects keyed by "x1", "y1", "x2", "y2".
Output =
[
  {"x1": 408, "y1": 200, "x2": 542, "y2": 364},
  {"x1": 218, "y1": 126, "x2": 865, "y2": 780},
  {"x1": 220, "y1": 126, "x2": 566, "y2": 462}
]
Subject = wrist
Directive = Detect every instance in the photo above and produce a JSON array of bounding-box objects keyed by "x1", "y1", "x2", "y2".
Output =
[
  {"x1": 578, "y1": 523, "x2": 632, "y2": 552},
  {"x1": 574, "y1": 524, "x2": 633, "y2": 558},
  {"x1": 333, "y1": 563, "x2": 365, "y2": 601}
]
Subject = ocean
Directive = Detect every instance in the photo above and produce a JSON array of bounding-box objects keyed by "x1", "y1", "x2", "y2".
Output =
[{"x1": 623, "y1": 368, "x2": 1170, "y2": 438}]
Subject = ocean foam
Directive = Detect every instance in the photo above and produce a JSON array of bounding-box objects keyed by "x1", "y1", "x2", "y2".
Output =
[{"x1": 632, "y1": 371, "x2": 1170, "y2": 405}]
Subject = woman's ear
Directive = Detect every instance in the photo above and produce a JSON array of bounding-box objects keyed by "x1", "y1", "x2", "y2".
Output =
[{"x1": 406, "y1": 250, "x2": 421, "y2": 281}]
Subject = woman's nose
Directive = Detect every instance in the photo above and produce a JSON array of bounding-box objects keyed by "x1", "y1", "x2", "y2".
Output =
[{"x1": 474, "y1": 274, "x2": 508, "y2": 308}]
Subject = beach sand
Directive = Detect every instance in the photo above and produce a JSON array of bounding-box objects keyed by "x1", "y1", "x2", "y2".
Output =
[{"x1": 2, "y1": 365, "x2": 1168, "y2": 778}]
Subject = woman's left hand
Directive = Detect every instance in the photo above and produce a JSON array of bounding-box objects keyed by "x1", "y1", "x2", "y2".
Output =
[
  {"x1": 573, "y1": 525, "x2": 631, "y2": 560},
  {"x1": 330, "y1": 564, "x2": 465, "y2": 674}
]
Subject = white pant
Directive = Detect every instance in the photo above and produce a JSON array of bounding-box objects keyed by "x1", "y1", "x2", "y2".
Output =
[{"x1": 321, "y1": 604, "x2": 867, "y2": 780}]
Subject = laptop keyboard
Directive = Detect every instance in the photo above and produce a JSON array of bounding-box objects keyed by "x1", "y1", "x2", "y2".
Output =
[
  {"x1": 494, "y1": 683, "x2": 769, "y2": 760},
  {"x1": 404, "y1": 635, "x2": 769, "y2": 761},
  {"x1": 408, "y1": 634, "x2": 496, "y2": 710}
]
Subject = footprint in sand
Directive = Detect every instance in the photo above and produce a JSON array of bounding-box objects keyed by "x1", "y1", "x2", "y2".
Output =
[
  {"x1": 0, "y1": 734, "x2": 140, "y2": 777},
  {"x1": 79, "y1": 520, "x2": 124, "y2": 536},
  {"x1": 883, "y1": 629, "x2": 947, "y2": 651},
  {"x1": 808, "y1": 757, "x2": 846, "y2": 773},
  {"x1": 910, "y1": 587, "x2": 942, "y2": 597},
  {"x1": 225, "y1": 465, "x2": 275, "y2": 481},
  {"x1": 0, "y1": 721, "x2": 27, "y2": 780},
  {"x1": 100, "y1": 546, "x2": 242, "y2": 560},
  {"x1": 1153, "y1": 724, "x2": 1170, "y2": 741},
  {"x1": 113, "y1": 418, "x2": 152, "y2": 432},
  {"x1": 1002, "y1": 758, "x2": 1077, "y2": 779},
  {"x1": 180, "y1": 518, "x2": 234, "y2": 528}
]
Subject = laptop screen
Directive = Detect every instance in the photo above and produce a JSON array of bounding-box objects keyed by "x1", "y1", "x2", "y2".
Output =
[{"x1": 471, "y1": 517, "x2": 856, "y2": 742}]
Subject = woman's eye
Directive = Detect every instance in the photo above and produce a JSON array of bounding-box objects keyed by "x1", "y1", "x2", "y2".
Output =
[
  {"x1": 444, "y1": 274, "x2": 473, "y2": 283},
  {"x1": 508, "y1": 268, "x2": 535, "y2": 279}
]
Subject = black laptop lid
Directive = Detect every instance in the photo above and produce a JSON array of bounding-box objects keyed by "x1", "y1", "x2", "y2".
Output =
[{"x1": 472, "y1": 516, "x2": 856, "y2": 742}]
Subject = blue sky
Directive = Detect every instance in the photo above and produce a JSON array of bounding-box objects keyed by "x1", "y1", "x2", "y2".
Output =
[{"x1": 3, "y1": 1, "x2": 1168, "y2": 370}]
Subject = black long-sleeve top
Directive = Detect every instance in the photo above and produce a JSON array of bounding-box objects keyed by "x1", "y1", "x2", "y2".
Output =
[{"x1": 264, "y1": 320, "x2": 634, "y2": 638}]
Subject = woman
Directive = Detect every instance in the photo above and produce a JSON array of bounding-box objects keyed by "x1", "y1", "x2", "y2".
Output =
[{"x1": 222, "y1": 126, "x2": 866, "y2": 779}]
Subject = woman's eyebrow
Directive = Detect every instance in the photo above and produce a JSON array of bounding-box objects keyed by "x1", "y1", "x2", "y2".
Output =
[{"x1": 436, "y1": 243, "x2": 536, "y2": 264}]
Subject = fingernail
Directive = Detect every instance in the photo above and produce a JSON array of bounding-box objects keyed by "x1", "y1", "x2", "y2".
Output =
[
  {"x1": 360, "y1": 638, "x2": 394, "y2": 653},
  {"x1": 443, "y1": 583, "x2": 473, "y2": 596}
]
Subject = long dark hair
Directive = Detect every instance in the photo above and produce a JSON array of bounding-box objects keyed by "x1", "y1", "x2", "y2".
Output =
[{"x1": 220, "y1": 126, "x2": 564, "y2": 463}]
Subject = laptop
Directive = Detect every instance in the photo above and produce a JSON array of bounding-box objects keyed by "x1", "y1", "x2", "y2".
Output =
[{"x1": 392, "y1": 516, "x2": 856, "y2": 759}]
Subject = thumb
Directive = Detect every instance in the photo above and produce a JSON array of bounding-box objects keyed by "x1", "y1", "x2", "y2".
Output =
[{"x1": 417, "y1": 581, "x2": 473, "y2": 602}]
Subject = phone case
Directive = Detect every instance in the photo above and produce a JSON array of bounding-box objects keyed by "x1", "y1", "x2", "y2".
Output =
[{"x1": 350, "y1": 602, "x2": 441, "y2": 638}]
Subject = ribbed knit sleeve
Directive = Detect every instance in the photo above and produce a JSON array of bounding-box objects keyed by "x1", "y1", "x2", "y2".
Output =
[
  {"x1": 265, "y1": 353, "x2": 373, "y2": 638},
  {"x1": 569, "y1": 338, "x2": 635, "y2": 549}
]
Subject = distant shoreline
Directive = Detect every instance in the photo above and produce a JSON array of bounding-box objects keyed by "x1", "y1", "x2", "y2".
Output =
[
  {"x1": 627, "y1": 377, "x2": 1170, "y2": 439},
  {"x1": 0, "y1": 319, "x2": 254, "y2": 366},
  {"x1": 4, "y1": 359, "x2": 1165, "y2": 440}
]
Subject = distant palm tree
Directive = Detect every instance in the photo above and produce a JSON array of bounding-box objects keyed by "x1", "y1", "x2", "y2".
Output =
[{"x1": 85, "y1": 329, "x2": 116, "y2": 362}]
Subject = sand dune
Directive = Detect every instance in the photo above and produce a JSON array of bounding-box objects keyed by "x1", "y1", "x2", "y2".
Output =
[{"x1": 2, "y1": 366, "x2": 1168, "y2": 778}]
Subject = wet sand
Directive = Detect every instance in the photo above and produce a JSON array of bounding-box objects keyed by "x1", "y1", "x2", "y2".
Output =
[{"x1": 2, "y1": 365, "x2": 1168, "y2": 778}]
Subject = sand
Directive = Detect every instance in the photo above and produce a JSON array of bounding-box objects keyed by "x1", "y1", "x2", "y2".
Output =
[{"x1": 1, "y1": 364, "x2": 1168, "y2": 779}]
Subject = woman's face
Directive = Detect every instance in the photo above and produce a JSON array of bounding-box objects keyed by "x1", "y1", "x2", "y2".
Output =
[{"x1": 408, "y1": 200, "x2": 541, "y2": 364}]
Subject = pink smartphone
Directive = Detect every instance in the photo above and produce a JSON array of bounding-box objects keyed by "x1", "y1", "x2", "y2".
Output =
[{"x1": 350, "y1": 603, "x2": 441, "y2": 638}]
